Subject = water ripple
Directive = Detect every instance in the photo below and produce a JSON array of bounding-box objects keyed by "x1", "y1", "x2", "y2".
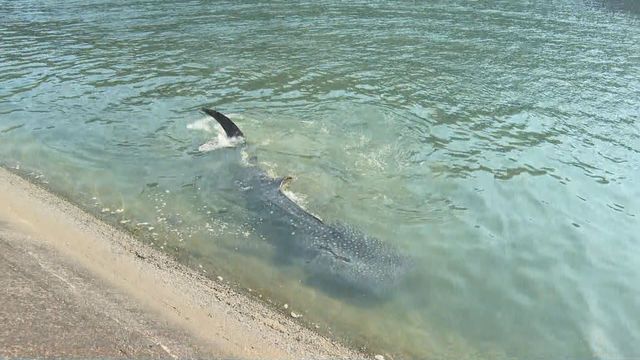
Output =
[{"x1": 1, "y1": 1, "x2": 639, "y2": 359}]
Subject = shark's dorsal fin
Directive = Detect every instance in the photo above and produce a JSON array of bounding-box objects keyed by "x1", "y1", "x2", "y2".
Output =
[
  {"x1": 201, "y1": 108, "x2": 244, "y2": 138},
  {"x1": 279, "y1": 175, "x2": 294, "y2": 190},
  {"x1": 278, "y1": 176, "x2": 324, "y2": 223}
]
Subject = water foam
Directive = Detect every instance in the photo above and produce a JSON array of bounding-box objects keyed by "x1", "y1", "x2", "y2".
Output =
[
  {"x1": 277, "y1": 177, "x2": 324, "y2": 222},
  {"x1": 187, "y1": 116, "x2": 244, "y2": 152},
  {"x1": 186, "y1": 116, "x2": 214, "y2": 133}
]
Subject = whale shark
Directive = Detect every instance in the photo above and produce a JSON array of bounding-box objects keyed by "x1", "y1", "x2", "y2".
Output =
[{"x1": 201, "y1": 108, "x2": 406, "y2": 299}]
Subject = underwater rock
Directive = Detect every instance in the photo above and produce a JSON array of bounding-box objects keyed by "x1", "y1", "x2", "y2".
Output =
[{"x1": 290, "y1": 311, "x2": 302, "y2": 318}]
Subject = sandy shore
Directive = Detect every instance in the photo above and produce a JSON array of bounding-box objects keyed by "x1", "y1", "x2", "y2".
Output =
[{"x1": 0, "y1": 166, "x2": 367, "y2": 359}]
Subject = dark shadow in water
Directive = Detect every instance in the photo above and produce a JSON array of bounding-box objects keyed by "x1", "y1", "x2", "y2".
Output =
[
  {"x1": 193, "y1": 147, "x2": 408, "y2": 306},
  {"x1": 263, "y1": 232, "x2": 404, "y2": 307},
  {"x1": 301, "y1": 270, "x2": 404, "y2": 307}
]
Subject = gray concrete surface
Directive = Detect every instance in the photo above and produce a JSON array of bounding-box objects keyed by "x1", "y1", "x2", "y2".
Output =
[{"x1": 0, "y1": 227, "x2": 209, "y2": 359}]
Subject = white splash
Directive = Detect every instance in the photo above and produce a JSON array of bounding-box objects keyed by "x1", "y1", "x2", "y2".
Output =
[
  {"x1": 198, "y1": 134, "x2": 244, "y2": 152},
  {"x1": 281, "y1": 187, "x2": 308, "y2": 208},
  {"x1": 187, "y1": 115, "x2": 244, "y2": 152},
  {"x1": 279, "y1": 180, "x2": 324, "y2": 222},
  {"x1": 186, "y1": 117, "x2": 214, "y2": 133},
  {"x1": 240, "y1": 150, "x2": 252, "y2": 166}
]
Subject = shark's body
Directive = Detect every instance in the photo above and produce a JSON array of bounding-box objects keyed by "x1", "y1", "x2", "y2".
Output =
[{"x1": 202, "y1": 108, "x2": 406, "y2": 298}]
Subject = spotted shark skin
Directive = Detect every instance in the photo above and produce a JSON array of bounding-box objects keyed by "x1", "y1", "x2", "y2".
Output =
[{"x1": 201, "y1": 108, "x2": 407, "y2": 299}]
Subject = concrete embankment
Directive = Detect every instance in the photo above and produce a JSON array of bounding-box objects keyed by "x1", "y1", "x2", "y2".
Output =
[{"x1": 0, "y1": 167, "x2": 365, "y2": 359}]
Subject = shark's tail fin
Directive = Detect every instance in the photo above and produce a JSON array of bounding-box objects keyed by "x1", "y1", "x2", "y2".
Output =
[{"x1": 201, "y1": 108, "x2": 244, "y2": 138}]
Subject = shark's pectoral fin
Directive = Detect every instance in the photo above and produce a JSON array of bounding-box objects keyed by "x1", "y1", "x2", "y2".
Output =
[
  {"x1": 277, "y1": 176, "x2": 324, "y2": 223},
  {"x1": 278, "y1": 175, "x2": 294, "y2": 191},
  {"x1": 318, "y1": 244, "x2": 352, "y2": 263}
]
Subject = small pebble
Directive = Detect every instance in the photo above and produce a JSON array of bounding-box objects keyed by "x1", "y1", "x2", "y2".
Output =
[
  {"x1": 290, "y1": 312, "x2": 302, "y2": 319},
  {"x1": 283, "y1": 304, "x2": 289, "y2": 309},
  {"x1": 374, "y1": 355, "x2": 385, "y2": 360},
  {"x1": 217, "y1": 276, "x2": 224, "y2": 281}
]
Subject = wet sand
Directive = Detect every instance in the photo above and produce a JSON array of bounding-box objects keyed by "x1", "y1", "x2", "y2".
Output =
[{"x1": 0, "y1": 167, "x2": 366, "y2": 359}]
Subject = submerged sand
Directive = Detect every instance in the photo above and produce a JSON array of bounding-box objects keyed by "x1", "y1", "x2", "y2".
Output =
[{"x1": 0, "y1": 167, "x2": 367, "y2": 359}]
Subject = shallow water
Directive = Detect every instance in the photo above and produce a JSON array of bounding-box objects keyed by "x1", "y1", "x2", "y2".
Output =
[{"x1": 1, "y1": 0, "x2": 639, "y2": 358}]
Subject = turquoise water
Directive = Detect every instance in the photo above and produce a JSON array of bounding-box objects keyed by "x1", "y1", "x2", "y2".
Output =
[{"x1": 1, "y1": 1, "x2": 639, "y2": 358}]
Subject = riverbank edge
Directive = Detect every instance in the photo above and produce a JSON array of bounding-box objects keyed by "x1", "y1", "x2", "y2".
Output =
[{"x1": 0, "y1": 165, "x2": 369, "y2": 359}]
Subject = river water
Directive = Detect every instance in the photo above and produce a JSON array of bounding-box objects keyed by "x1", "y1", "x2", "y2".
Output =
[{"x1": 1, "y1": 1, "x2": 639, "y2": 358}]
